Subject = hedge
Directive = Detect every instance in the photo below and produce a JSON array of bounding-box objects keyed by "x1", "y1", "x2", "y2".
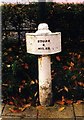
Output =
[{"x1": 2, "y1": 3, "x2": 84, "y2": 106}]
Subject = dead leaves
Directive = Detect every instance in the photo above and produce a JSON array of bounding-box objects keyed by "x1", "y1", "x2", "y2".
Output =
[
  {"x1": 56, "y1": 96, "x2": 73, "y2": 105},
  {"x1": 56, "y1": 96, "x2": 65, "y2": 105},
  {"x1": 70, "y1": 62, "x2": 74, "y2": 67},
  {"x1": 62, "y1": 96, "x2": 65, "y2": 102},
  {"x1": 63, "y1": 66, "x2": 69, "y2": 70},
  {"x1": 64, "y1": 86, "x2": 69, "y2": 92},
  {"x1": 77, "y1": 82, "x2": 84, "y2": 87},
  {"x1": 56, "y1": 56, "x2": 61, "y2": 61},
  {"x1": 58, "y1": 107, "x2": 65, "y2": 112},
  {"x1": 58, "y1": 86, "x2": 69, "y2": 93},
  {"x1": 74, "y1": 81, "x2": 84, "y2": 87},
  {"x1": 71, "y1": 75, "x2": 77, "y2": 80},
  {"x1": 19, "y1": 104, "x2": 31, "y2": 112},
  {"x1": 57, "y1": 101, "x2": 65, "y2": 105},
  {"x1": 57, "y1": 100, "x2": 73, "y2": 105},
  {"x1": 9, "y1": 107, "x2": 21, "y2": 113},
  {"x1": 8, "y1": 100, "x2": 84, "y2": 113},
  {"x1": 8, "y1": 101, "x2": 14, "y2": 105},
  {"x1": 9, "y1": 104, "x2": 45, "y2": 113},
  {"x1": 57, "y1": 96, "x2": 66, "y2": 112},
  {"x1": 9, "y1": 103, "x2": 31, "y2": 113},
  {"x1": 76, "y1": 100, "x2": 84, "y2": 105},
  {"x1": 30, "y1": 79, "x2": 38, "y2": 85},
  {"x1": 65, "y1": 100, "x2": 73, "y2": 104},
  {"x1": 36, "y1": 105, "x2": 44, "y2": 110},
  {"x1": 30, "y1": 80, "x2": 35, "y2": 85},
  {"x1": 56, "y1": 98, "x2": 84, "y2": 106}
]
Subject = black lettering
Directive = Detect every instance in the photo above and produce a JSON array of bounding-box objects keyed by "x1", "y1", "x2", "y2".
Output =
[
  {"x1": 48, "y1": 47, "x2": 50, "y2": 50},
  {"x1": 38, "y1": 47, "x2": 44, "y2": 50},
  {"x1": 45, "y1": 47, "x2": 50, "y2": 50},
  {"x1": 38, "y1": 40, "x2": 51, "y2": 43},
  {"x1": 38, "y1": 48, "x2": 41, "y2": 50}
]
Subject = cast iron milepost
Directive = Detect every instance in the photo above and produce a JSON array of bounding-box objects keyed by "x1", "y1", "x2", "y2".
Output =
[{"x1": 26, "y1": 23, "x2": 61, "y2": 106}]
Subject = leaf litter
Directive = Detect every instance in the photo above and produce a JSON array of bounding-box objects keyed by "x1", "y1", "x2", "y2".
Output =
[{"x1": 9, "y1": 103, "x2": 31, "y2": 113}]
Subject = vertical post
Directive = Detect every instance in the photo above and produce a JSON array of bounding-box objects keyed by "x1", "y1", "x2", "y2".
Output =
[
  {"x1": 26, "y1": 23, "x2": 61, "y2": 106},
  {"x1": 35, "y1": 23, "x2": 52, "y2": 106},
  {"x1": 38, "y1": 1, "x2": 51, "y2": 105},
  {"x1": 38, "y1": 55, "x2": 52, "y2": 106},
  {"x1": 38, "y1": 0, "x2": 46, "y2": 23}
]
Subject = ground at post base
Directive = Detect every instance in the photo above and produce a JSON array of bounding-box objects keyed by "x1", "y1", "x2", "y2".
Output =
[{"x1": 1, "y1": 102, "x2": 84, "y2": 120}]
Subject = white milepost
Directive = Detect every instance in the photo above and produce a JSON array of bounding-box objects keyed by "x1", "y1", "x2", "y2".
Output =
[
  {"x1": 26, "y1": 23, "x2": 61, "y2": 106},
  {"x1": 38, "y1": 55, "x2": 52, "y2": 106}
]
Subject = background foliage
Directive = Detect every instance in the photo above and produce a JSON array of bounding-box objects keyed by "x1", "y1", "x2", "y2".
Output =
[{"x1": 2, "y1": 3, "x2": 84, "y2": 106}]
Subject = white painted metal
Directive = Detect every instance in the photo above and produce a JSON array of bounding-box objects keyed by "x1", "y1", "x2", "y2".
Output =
[
  {"x1": 26, "y1": 23, "x2": 61, "y2": 106},
  {"x1": 26, "y1": 23, "x2": 61, "y2": 55},
  {"x1": 38, "y1": 55, "x2": 52, "y2": 106}
]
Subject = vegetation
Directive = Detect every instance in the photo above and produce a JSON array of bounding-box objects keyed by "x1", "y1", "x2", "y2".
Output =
[{"x1": 2, "y1": 3, "x2": 84, "y2": 108}]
